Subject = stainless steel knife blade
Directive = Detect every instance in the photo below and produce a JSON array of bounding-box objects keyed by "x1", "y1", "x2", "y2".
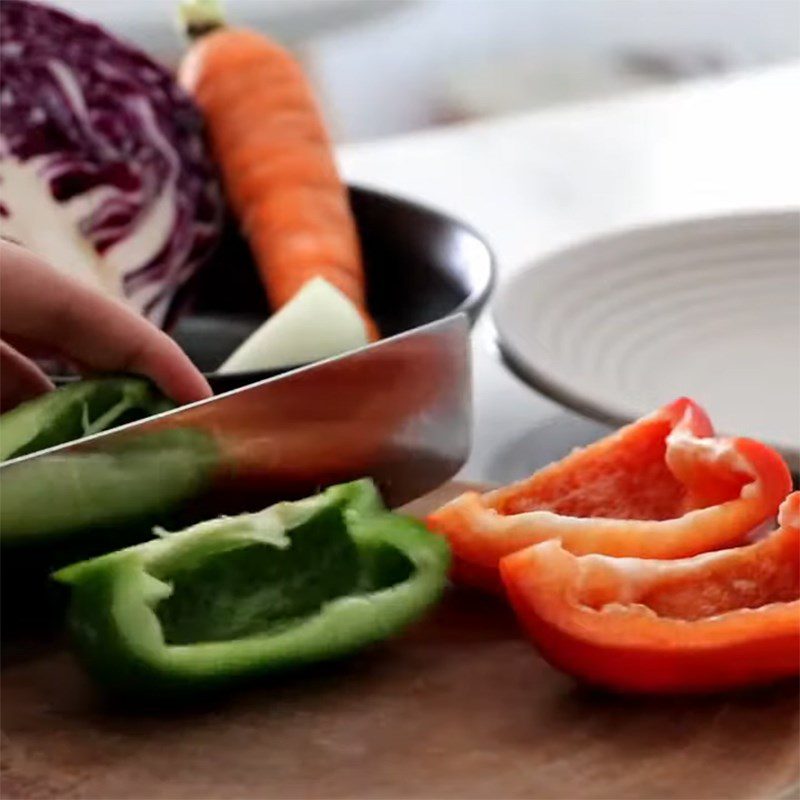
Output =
[{"x1": 0, "y1": 314, "x2": 470, "y2": 546}]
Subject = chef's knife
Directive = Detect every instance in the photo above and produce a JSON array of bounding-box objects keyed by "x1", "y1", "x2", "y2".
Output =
[{"x1": 0, "y1": 314, "x2": 470, "y2": 548}]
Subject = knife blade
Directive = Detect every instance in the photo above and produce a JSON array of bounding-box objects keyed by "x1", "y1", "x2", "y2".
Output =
[{"x1": 0, "y1": 314, "x2": 470, "y2": 547}]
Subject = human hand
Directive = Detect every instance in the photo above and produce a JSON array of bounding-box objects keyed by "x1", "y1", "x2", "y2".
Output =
[{"x1": 0, "y1": 240, "x2": 212, "y2": 412}]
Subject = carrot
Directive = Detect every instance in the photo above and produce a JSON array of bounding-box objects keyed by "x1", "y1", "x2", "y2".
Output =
[{"x1": 178, "y1": 0, "x2": 378, "y2": 338}]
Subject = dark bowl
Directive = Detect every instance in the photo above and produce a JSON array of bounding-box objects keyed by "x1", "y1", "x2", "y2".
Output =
[{"x1": 167, "y1": 185, "x2": 496, "y2": 393}]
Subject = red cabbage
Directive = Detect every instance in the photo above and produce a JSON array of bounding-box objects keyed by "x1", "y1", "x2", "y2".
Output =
[{"x1": 0, "y1": 0, "x2": 223, "y2": 325}]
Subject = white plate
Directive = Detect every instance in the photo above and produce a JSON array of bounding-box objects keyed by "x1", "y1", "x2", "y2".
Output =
[{"x1": 494, "y1": 210, "x2": 800, "y2": 464}]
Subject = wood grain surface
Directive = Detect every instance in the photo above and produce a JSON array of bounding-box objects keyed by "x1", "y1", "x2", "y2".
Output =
[{"x1": 2, "y1": 482, "x2": 798, "y2": 800}]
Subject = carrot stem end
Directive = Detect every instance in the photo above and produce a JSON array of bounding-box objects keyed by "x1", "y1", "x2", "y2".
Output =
[{"x1": 179, "y1": 0, "x2": 226, "y2": 40}]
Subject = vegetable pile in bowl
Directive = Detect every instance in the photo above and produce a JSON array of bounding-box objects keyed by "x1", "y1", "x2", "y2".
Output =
[
  {"x1": 0, "y1": 0, "x2": 377, "y2": 378},
  {"x1": 0, "y1": 0, "x2": 494, "y2": 382}
]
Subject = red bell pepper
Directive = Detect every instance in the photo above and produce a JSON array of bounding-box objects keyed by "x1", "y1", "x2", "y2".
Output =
[
  {"x1": 427, "y1": 398, "x2": 791, "y2": 591},
  {"x1": 500, "y1": 492, "x2": 799, "y2": 693}
]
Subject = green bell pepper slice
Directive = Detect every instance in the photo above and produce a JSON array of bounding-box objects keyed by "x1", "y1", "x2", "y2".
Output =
[
  {"x1": 0, "y1": 428, "x2": 218, "y2": 548},
  {"x1": 54, "y1": 480, "x2": 450, "y2": 697},
  {"x1": 0, "y1": 376, "x2": 174, "y2": 462}
]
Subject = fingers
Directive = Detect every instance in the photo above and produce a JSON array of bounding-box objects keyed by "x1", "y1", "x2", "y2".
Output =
[
  {"x1": 0, "y1": 340, "x2": 54, "y2": 412},
  {"x1": 0, "y1": 241, "x2": 212, "y2": 405}
]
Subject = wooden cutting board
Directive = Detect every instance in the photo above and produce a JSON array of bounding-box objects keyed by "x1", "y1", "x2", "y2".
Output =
[{"x1": 2, "y1": 482, "x2": 798, "y2": 800}]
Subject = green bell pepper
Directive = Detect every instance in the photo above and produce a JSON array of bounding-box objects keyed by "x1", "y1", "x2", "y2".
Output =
[
  {"x1": 54, "y1": 480, "x2": 450, "y2": 697},
  {"x1": 1, "y1": 428, "x2": 218, "y2": 548},
  {"x1": 0, "y1": 376, "x2": 174, "y2": 462},
  {"x1": 1, "y1": 426, "x2": 219, "y2": 634}
]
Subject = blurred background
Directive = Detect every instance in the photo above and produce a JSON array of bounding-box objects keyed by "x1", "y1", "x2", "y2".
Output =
[{"x1": 49, "y1": 0, "x2": 800, "y2": 143}]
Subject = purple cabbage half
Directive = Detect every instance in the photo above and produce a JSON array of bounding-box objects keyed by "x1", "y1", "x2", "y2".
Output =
[{"x1": 0, "y1": 0, "x2": 223, "y2": 326}]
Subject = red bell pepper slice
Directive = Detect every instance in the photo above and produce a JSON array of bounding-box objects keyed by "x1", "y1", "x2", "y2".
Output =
[
  {"x1": 427, "y1": 398, "x2": 792, "y2": 592},
  {"x1": 500, "y1": 492, "x2": 800, "y2": 693}
]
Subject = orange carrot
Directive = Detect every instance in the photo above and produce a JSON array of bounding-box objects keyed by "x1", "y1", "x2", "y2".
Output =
[{"x1": 178, "y1": 3, "x2": 378, "y2": 337}]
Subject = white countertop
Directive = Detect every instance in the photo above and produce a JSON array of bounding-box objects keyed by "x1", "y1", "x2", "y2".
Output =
[{"x1": 339, "y1": 64, "x2": 800, "y2": 484}]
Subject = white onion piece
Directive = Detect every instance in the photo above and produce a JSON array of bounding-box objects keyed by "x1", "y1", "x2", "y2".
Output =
[{"x1": 218, "y1": 278, "x2": 370, "y2": 374}]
